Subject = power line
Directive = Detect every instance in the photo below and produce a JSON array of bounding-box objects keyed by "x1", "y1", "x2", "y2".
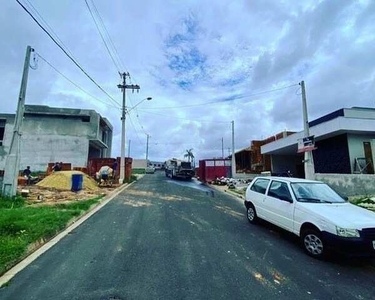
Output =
[
  {"x1": 37, "y1": 53, "x2": 120, "y2": 109},
  {"x1": 138, "y1": 83, "x2": 299, "y2": 110},
  {"x1": 88, "y1": 0, "x2": 126, "y2": 72},
  {"x1": 84, "y1": 0, "x2": 121, "y2": 73},
  {"x1": 16, "y1": 0, "x2": 121, "y2": 108},
  {"x1": 128, "y1": 93, "x2": 148, "y2": 135},
  {"x1": 24, "y1": 0, "x2": 77, "y2": 60},
  {"x1": 127, "y1": 113, "x2": 145, "y2": 145},
  {"x1": 139, "y1": 110, "x2": 230, "y2": 124}
]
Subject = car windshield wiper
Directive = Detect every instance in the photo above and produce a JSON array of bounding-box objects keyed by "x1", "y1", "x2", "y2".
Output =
[{"x1": 297, "y1": 197, "x2": 332, "y2": 203}]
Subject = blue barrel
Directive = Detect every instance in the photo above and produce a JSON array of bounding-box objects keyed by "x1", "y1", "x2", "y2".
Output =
[{"x1": 71, "y1": 174, "x2": 83, "y2": 192}]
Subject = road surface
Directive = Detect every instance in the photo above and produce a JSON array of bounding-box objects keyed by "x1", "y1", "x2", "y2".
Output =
[{"x1": 1, "y1": 172, "x2": 375, "y2": 299}]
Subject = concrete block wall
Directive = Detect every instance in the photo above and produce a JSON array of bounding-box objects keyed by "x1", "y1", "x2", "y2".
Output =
[
  {"x1": 0, "y1": 106, "x2": 113, "y2": 172},
  {"x1": 315, "y1": 173, "x2": 375, "y2": 197},
  {"x1": 20, "y1": 135, "x2": 89, "y2": 172}
]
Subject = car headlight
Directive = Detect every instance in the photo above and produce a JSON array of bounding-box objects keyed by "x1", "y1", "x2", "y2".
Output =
[{"x1": 336, "y1": 227, "x2": 360, "y2": 238}]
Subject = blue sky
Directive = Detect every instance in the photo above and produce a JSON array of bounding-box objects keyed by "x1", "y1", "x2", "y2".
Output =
[{"x1": 1, "y1": 0, "x2": 375, "y2": 161}]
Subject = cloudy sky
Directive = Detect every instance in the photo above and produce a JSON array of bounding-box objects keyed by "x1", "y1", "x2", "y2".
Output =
[{"x1": 1, "y1": 0, "x2": 374, "y2": 162}]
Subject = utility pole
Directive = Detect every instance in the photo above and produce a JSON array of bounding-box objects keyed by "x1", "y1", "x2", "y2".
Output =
[
  {"x1": 300, "y1": 80, "x2": 315, "y2": 180},
  {"x1": 2, "y1": 46, "x2": 34, "y2": 197},
  {"x1": 231, "y1": 121, "x2": 236, "y2": 178},
  {"x1": 128, "y1": 139, "x2": 131, "y2": 157},
  {"x1": 146, "y1": 134, "x2": 150, "y2": 165},
  {"x1": 221, "y1": 137, "x2": 224, "y2": 158},
  {"x1": 117, "y1": 72, "x2": 140, "y2": 183}
]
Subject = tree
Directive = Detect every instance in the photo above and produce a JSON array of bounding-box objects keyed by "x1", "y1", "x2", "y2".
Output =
[{"x1": 184, "y1": 148, "x2": 194, "y2": 163}]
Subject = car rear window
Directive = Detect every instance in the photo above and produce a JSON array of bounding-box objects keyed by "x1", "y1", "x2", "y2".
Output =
[{"x1": 250, "y1": 178, "x2": 270, "y2": 194}]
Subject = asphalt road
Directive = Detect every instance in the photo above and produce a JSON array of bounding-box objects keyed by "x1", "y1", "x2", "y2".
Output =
[{"x1": 1, "y1": 172, "x2": 375, "y2": 300}]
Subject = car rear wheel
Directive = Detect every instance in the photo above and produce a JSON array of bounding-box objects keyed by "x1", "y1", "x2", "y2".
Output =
[
  {"x1": 301, "y1": 229, "x2": 325, "y2": 258},
  {"x1": 246, "y1": 203, "x2": 258, "y2": 224}
]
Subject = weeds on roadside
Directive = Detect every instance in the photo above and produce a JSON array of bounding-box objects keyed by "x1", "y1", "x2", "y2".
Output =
[{"x1": 0, "y1": 195, "x2": 103, "y2": 275}]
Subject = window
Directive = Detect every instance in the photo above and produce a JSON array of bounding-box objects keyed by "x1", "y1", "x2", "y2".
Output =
[
  {"x1": 268, "y1": 181, "x2": 292, "y2": 202},
  {"x1": 0, "y1": 120, "x2": 5, "y2": 146},
  {"x1": 215, "y1": 160, "x2": 224, "y2": 166},
  {"x1": 291, "y1": 183, "x2": 345, "y2": 203},
  {"x1": 250, "y1": 178, "x2": 270, "y2": 194},
  {"x1": 81, "y1": 116, "x2": 90, "y2": 122}
]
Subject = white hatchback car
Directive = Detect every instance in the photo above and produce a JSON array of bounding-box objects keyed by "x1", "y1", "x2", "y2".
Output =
[{"x1": 245, "y1": 176, "x2": 375, "y2": 258}]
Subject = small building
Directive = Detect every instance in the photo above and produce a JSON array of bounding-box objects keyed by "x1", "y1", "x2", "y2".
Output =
[
  {"x1": 261, "y1": 107, "x2": 375, "y2": 178},
  {"x1": 149, "y1": 161, "x2": 165, "y2": 169},
  {"x1": 0, "y1": 105, "x2": 113, "y2": 171},
  {"x1": 132, "y1": 159, "x2": 147, "y2": 169},
  {"x1": 228, "y1": 131, "x2": 295, "y2": 174}
]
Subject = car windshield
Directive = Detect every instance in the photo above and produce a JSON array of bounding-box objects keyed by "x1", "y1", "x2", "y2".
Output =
[{"x1": 291, "y1": 183, "x2": 345, "y2": 203}]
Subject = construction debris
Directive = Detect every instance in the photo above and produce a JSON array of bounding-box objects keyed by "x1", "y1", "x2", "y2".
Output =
[{"x1": 37, "y1": 171, "x2": 99, "y2": 191}]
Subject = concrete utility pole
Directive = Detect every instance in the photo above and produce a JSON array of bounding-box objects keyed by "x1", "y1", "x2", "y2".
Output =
[
  {"x1": 146, "y1": 134, "x2": 150, "y2": 165},
  {"x1": 231, "y1": 121, "x2": 236, "y2": 178},
  {"x1": 2, "y1": 46, "x2": 34, "y2": 197},
  {"x1": 300, "y1": 80, "x2": 315, "y2": 180},
  {"x1": 128, "y1": 139, "x2": 131, "y2": 157},
  {"x1": 117, "y1": 72, "x2": 140, "y2": 183},
  {"x1": 221, "y1": 137, "x2": 224, "y2": 158}
]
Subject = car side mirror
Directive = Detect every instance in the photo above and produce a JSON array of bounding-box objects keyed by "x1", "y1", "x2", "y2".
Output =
[
  {"x1": 280, "y1": 195, "x2": 293, "y2": 203},
  {"x1": 342, "y1": 196, "x2": 349, "y2": 201}
]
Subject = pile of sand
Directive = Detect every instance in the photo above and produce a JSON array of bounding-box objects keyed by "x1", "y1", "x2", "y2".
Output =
[{"x1": 37, "y1": 171, "x2": 99, "y2": 191}]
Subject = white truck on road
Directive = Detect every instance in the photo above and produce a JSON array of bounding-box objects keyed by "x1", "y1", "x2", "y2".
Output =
[{"x1": 165, "y1": 158, "x2": 195, "y2": 180}]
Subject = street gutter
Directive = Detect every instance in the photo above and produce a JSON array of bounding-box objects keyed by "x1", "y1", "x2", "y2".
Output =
[
  {"x1": 0, "y1": 180, "x2": 138, "y2": 287},
  {"x1": 209, "y1": 184, "x2": 245, "y2": 204}
]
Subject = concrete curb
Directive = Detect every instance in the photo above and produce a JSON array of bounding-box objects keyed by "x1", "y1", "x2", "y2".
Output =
[
  {"x1": 209, "y1": 184, "x2": 245, "y2": 204},
  {"x1": 0, "y1": 180, "x2": 137, "y2": 287}
]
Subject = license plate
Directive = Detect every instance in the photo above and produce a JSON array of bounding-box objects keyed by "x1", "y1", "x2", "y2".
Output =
[{"x1": 373, "y1": 241, "x2": 375, "y2": 250}]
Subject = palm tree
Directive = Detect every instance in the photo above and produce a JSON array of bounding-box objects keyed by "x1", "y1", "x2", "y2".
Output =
[{"x1": 184, "y1": 148, "x2": 194, "y2": 163}]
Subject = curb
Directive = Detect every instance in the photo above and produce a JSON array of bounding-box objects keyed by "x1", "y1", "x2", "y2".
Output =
[
  {"x1": 0, "y1": 180, "x2": 137, "y2": 287},
  {"x1": 209, "y1": 184, "x2": 245, "y2": 203}
]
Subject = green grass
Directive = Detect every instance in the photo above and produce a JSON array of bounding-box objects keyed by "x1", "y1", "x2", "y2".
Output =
[
  {"x1": 230, "y1": 188, "x2": 246, "y2": 196},
  {"x1": 0, "y1": 196, "x2": 103, "y2": 275},
  {"x1": 132, "y1": 168, "x2": 145, "y2": 174}
]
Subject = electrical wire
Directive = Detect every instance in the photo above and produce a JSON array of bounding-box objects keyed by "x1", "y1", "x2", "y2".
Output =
[
  {"x1": 37, "y1": 53, "x2": 121, "y2": 109},
  {"x1": 138, "y1": 83, "x2": 299, "y2": 110},
  {"x1": 84, "y1": 0, "x2": 121, "y2": 73},
  {"x1": 127, "y1": 113, "x2": 145, "y2": 145},
  {"x1": 128, "y1": 93, "x2": 148, "y2": 135},
  {"x1": 89, "y1": 0, "x2": 126, "y2": 72},
  {"x1": 139, "y1": 110, "x2": 230, "y2": 124},
  {"x1": 16, "y1": 0, "x2": 121, "y2": 108},
  {"x1": 24, "y1": 0, "x2": 77, "y2": 60}
]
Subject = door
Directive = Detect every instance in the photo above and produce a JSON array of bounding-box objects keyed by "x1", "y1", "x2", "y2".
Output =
[
  {"x1": 263, "y1": 180, "x2": 295, "y2": 231},
  {"x1": 363, "y1": 142, "x2": 374, "y2": 174},
  {"x1": 248, "y1": 178, "x2": 270, "y2": 219}
]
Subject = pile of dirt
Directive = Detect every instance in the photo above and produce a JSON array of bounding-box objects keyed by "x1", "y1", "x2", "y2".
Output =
[{"x1": 37, "y1": 171, "x2": 99, "y2": 191}]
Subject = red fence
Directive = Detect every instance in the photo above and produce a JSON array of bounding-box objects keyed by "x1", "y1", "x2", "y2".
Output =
[
  {"x1": 198, "y1": 159, "x2": 231, "y2": 183},
  {"x1": 87, "y1": 157, "x2": 132, "y2": 181}
]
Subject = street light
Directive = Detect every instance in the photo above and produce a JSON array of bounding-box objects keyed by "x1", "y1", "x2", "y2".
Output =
[
  {"x1": 127, "y1": 97, "x2": 152, "y2": 113},
  {"x1": 119, "y1": 96, "x2": 152, "y2": 183}
]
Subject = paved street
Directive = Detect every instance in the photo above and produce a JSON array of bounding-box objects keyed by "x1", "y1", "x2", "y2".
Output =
[{"x1": 1, "y1": 172, "x2": 375, "y2": 300}]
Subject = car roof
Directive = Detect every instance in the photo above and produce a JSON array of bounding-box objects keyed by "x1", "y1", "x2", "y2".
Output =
[{"x1": 253, "y1": 176, "x2": 321, "y2": 184}]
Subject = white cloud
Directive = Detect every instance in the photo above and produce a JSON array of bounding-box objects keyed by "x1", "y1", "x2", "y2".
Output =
[{"x1": 1, "y1": 0, "x2": 374, "y2": 163}]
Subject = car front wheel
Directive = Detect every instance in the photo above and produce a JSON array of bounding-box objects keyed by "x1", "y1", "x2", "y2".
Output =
[
  {"x1": 246, "y1": 203, "x2": 258, "y2": 224},
  {"x1": 301, "y1": 229, "x2": 326, "y2": 258}
]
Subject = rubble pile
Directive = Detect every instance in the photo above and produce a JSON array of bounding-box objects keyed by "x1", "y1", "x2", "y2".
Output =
[{"x1": 37, "y1": 171, "x2": 99, "y2": 191}]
